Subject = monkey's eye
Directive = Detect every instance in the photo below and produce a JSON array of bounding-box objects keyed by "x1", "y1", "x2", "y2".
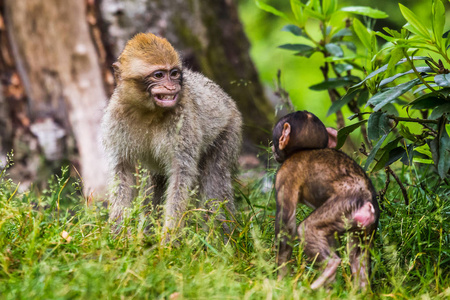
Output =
[
  {"x1": 170, "y1": 69, "x2": 180, "y2": 79},
  {"x1": 153, "y1": 71, "x2": 165, "y2": 79}
]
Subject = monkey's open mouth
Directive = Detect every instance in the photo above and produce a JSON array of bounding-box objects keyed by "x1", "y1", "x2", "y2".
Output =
[{"x1": 154, "y1": 93, "x2": 179, "y2": 107}]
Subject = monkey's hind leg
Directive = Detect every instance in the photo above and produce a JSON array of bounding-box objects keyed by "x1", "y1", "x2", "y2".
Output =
[
  {"x1": 349, "y1": 201, "x2": 378, "y2": 289},
  {"x1": 348, "y1": 235, "x2": 371, "y2": 289},
  {"x1": 298, "y1": 221, "x2": 341, "y2": 290},
  {"x1": 296, "y1": 199, "x2": 347, "y2": 289}
]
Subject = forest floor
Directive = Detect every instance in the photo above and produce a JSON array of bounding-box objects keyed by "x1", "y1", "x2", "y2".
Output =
[{"x1": 0, "y1": 161, "x2": 449, "y2": 299}]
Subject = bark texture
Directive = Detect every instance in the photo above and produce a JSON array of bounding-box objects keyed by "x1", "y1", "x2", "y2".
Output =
[{"x1": 4, "y1": 0, "x2": 108, "y2": 194}]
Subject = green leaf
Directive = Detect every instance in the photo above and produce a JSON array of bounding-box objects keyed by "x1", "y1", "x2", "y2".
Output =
[
  {"x1": 414, "y1": 83, "x2": 438, "y2": 94},
  {"x1": 399, "y1": 4, "x2": 431, "y2": 39},
  {"x1": 376, "y1": 31, "x2": 396, "y2": 43},
  {"x1": 279, "y1": 43, "x2": 316, "y2": 57},
  {"x1": 435, "y1": 74, "x2": 450, "y2": 87},
  {"x1": 279, "y1": 44, "x2": 314, "y2": 52},
  {"x1": 447, "y1": 124, "x2": 450, "y2": 137},
  {"x1": 325, "y1": 43, "x2": 344, "y2": 57},
  {"x1": 335, "y1": 63, "x2": 353, "y2": 74},
  {"x1": 353, "y1": 18, "x2": 372, "y2": 50},
  {"x1": 400, "y1": 144, "x2": 415, "y2": 166},
  {"x1": 413, "y1": 157, "x2": 434, "y2": 164},
  {"x1": 311, "y1": 0, "x2": 322, "y2": 14},
  {"x1": 403, "y1": 23, "x2": 428, "y2": 39},
  {"x1": 432, "y1": 0, "x2": 445, "y2": 41},
  {"x1": 357, "y1": 89, "x2": 369, "y2": 106},
  {"x1": 415, "y1": 143, "x2": 433, "y2": 158},
  {"x1": 380, "y1": 67, "x2": 432, "y2": 87},
  {"x1": 429, "y1": 117, "x2": 450, "y2": 178},
  {"x1": 341, "y1": 6, "x2": 388, "y2": 19},
  {"x1": 370, "y1": 150, "x2": 389, "y2": 173},
  {"x1": 367, "y1": 78, "x2": 421, "y2": 111},
  {"x1": 399, "y1": 124, "x2": 418, "y2": 142},
  {"x1": 331, "y1": 28, "x2": 353, "y2": 41},
  {"x1": 410, "y1": 93, "x2": 449, "y2": 109},
  {"x1": 295, "y1": 0, "x2": 326, "y2": 21},
  {"x1": 309, "y1": 76, "x2": 360, "y2": 90},
  {"x1": 364, "y1": 133, "x2": 389, "y2": 171},
  {"x1": 383, "y1": 103, "x2": 399, "y2": 116},
  {"x1": 444, "y1": 29, "x2": 450, "y2": 38},
  {"x1": 294, "y1": 50, "x2": 316, "y2": 58},
  {"x1": 336, "y1": 119, "x2": 368, "y2": 149},
  {"x1": 337, "y1": 41, "x2": 357, "y2": 52},
  {"x1": 290, "y1": 0, "x2": 306, "y2": 26},
  {"x1": 281, "y1": 24, "x2": 304, "y2": 37},
  {"x1": 367, "y1": 111, "x2": 391, "y2": 140},
  {"x1": 349, "y1": 56, "x2": 430, "y2": 92},
  {"x1": 327, "y1": 89, "x2": 359, "y2": 117},
  {"x1": 386, "y1": 48, "x2": 405, "y2": 76},
  {"x1": 386, "y1": 145, "x2": 407, "y2": 165},
  {"x1": 256, "y1": 0, "x2": 292, "y2": 22},
  {"x1": 429, "y1": 103, "x2": 450, "y2": 119},
  {"x1": 323, "y1": 0, "x2": 337, "y2": 17},
  {"x1": 371, "y1": 138, "x2": 403, "y2": 172}
]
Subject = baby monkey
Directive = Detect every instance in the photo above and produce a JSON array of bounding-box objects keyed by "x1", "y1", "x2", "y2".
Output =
[{"x1": 273, "y1": 111, "x2": 379, "y2": 289}]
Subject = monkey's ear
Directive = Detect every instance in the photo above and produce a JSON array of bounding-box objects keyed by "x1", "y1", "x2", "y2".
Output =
[
  {"x1": 279, "y1": 122, "x2": 291, "y2": 150},
  {"x1": 112, "y1": 62, "x2": 122, "y2": 84}
]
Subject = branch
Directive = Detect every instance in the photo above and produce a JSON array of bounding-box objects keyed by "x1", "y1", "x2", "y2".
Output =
[
  {"x1": 386, "y1": 167, "x2": 409, "y2": 206},
  {"x1": 387, "y1": 115, "x2": 439, "y2": 124}
]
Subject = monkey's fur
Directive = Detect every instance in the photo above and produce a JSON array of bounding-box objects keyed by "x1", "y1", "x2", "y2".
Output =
[
  {"x1": 102, "y1": 33, "x2": 242, "y2": 237},
  {"x1": 273, "y1": 112, "x2": 379, "y2": 289}
]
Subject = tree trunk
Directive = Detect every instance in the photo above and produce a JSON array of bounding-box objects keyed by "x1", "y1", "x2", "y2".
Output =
[
  {"x1": 99, "y1": 0, "x2": 274, "y2": 153},
  {"x1": 3, "y1": 0, "x2": 108, "y2": 195}
]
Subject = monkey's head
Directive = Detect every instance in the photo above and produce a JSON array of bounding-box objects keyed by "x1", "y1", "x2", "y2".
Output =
[
  {"x1": 113, "y1": 33, "x2": 183, "y2": 109},
  {"x1": 272, "y1": 111, "x2": 331, "y2": 163}
]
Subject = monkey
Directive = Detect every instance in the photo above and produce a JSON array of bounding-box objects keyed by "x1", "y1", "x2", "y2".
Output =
[
  {"x1": 272, "y1": 112, "x2": 379, "y2": 289},
  {"x1": 101, "y1": 33, "x2": 242, "y2": 239},
  {"x1": 272, "y1": 111, "x2": 337, "y2": 163}
]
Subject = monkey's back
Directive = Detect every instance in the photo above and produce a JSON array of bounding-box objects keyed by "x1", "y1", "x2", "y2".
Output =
[
  {"x1": 182, "y1": 70, "x2": 242, "y2": 143},
  {"x1": 275, "y1": 148, "x2": 376, "y2": 210}
]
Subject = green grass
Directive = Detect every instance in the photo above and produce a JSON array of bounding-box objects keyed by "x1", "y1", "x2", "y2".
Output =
[{"x1": 0, "y1": 161, "x2": 449, "y2": 299}]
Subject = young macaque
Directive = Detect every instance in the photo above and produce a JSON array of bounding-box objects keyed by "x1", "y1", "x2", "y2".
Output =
[
  {"x1": 101, "y1": 33, "x2": 242, "y2": 239},
  {"x1": 273, "y1": 111, "x2": 379, "y2": 289}
]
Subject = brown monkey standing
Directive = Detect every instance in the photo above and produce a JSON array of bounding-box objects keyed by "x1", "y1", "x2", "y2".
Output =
[
  {"x1": 273, "y1": 111, "x2": 379, "y2": 289},
  {"x1": 101, "y1": 33, "x2": 242, "y2": 239}
]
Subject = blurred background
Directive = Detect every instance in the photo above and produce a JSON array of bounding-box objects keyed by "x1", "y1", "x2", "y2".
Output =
[{"x1": 0, "y1": 0, "x2": 437, "y2": 195}]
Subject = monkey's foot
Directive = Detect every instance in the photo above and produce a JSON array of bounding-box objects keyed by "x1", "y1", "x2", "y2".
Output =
[{"x1": 310, "y1": 257, "x2": 341, "y2": 290}]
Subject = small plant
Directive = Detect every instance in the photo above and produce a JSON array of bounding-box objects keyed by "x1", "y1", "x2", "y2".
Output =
[{"x1": 257, "y1": 0, "x2": 449, "y2": 202}]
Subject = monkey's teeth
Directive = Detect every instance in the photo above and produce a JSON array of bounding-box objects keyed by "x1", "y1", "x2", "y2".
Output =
[{"x1": 157, "y1": 95, "x2": 176, "y2": 101}]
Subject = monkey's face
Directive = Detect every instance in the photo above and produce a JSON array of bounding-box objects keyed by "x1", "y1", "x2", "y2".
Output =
[
  {"x1": 272, "y1": 145, "x2": 286, "y2": 163},
  {"x1": 145, "y1": 67, "x2": 182, "y2": 108}
]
